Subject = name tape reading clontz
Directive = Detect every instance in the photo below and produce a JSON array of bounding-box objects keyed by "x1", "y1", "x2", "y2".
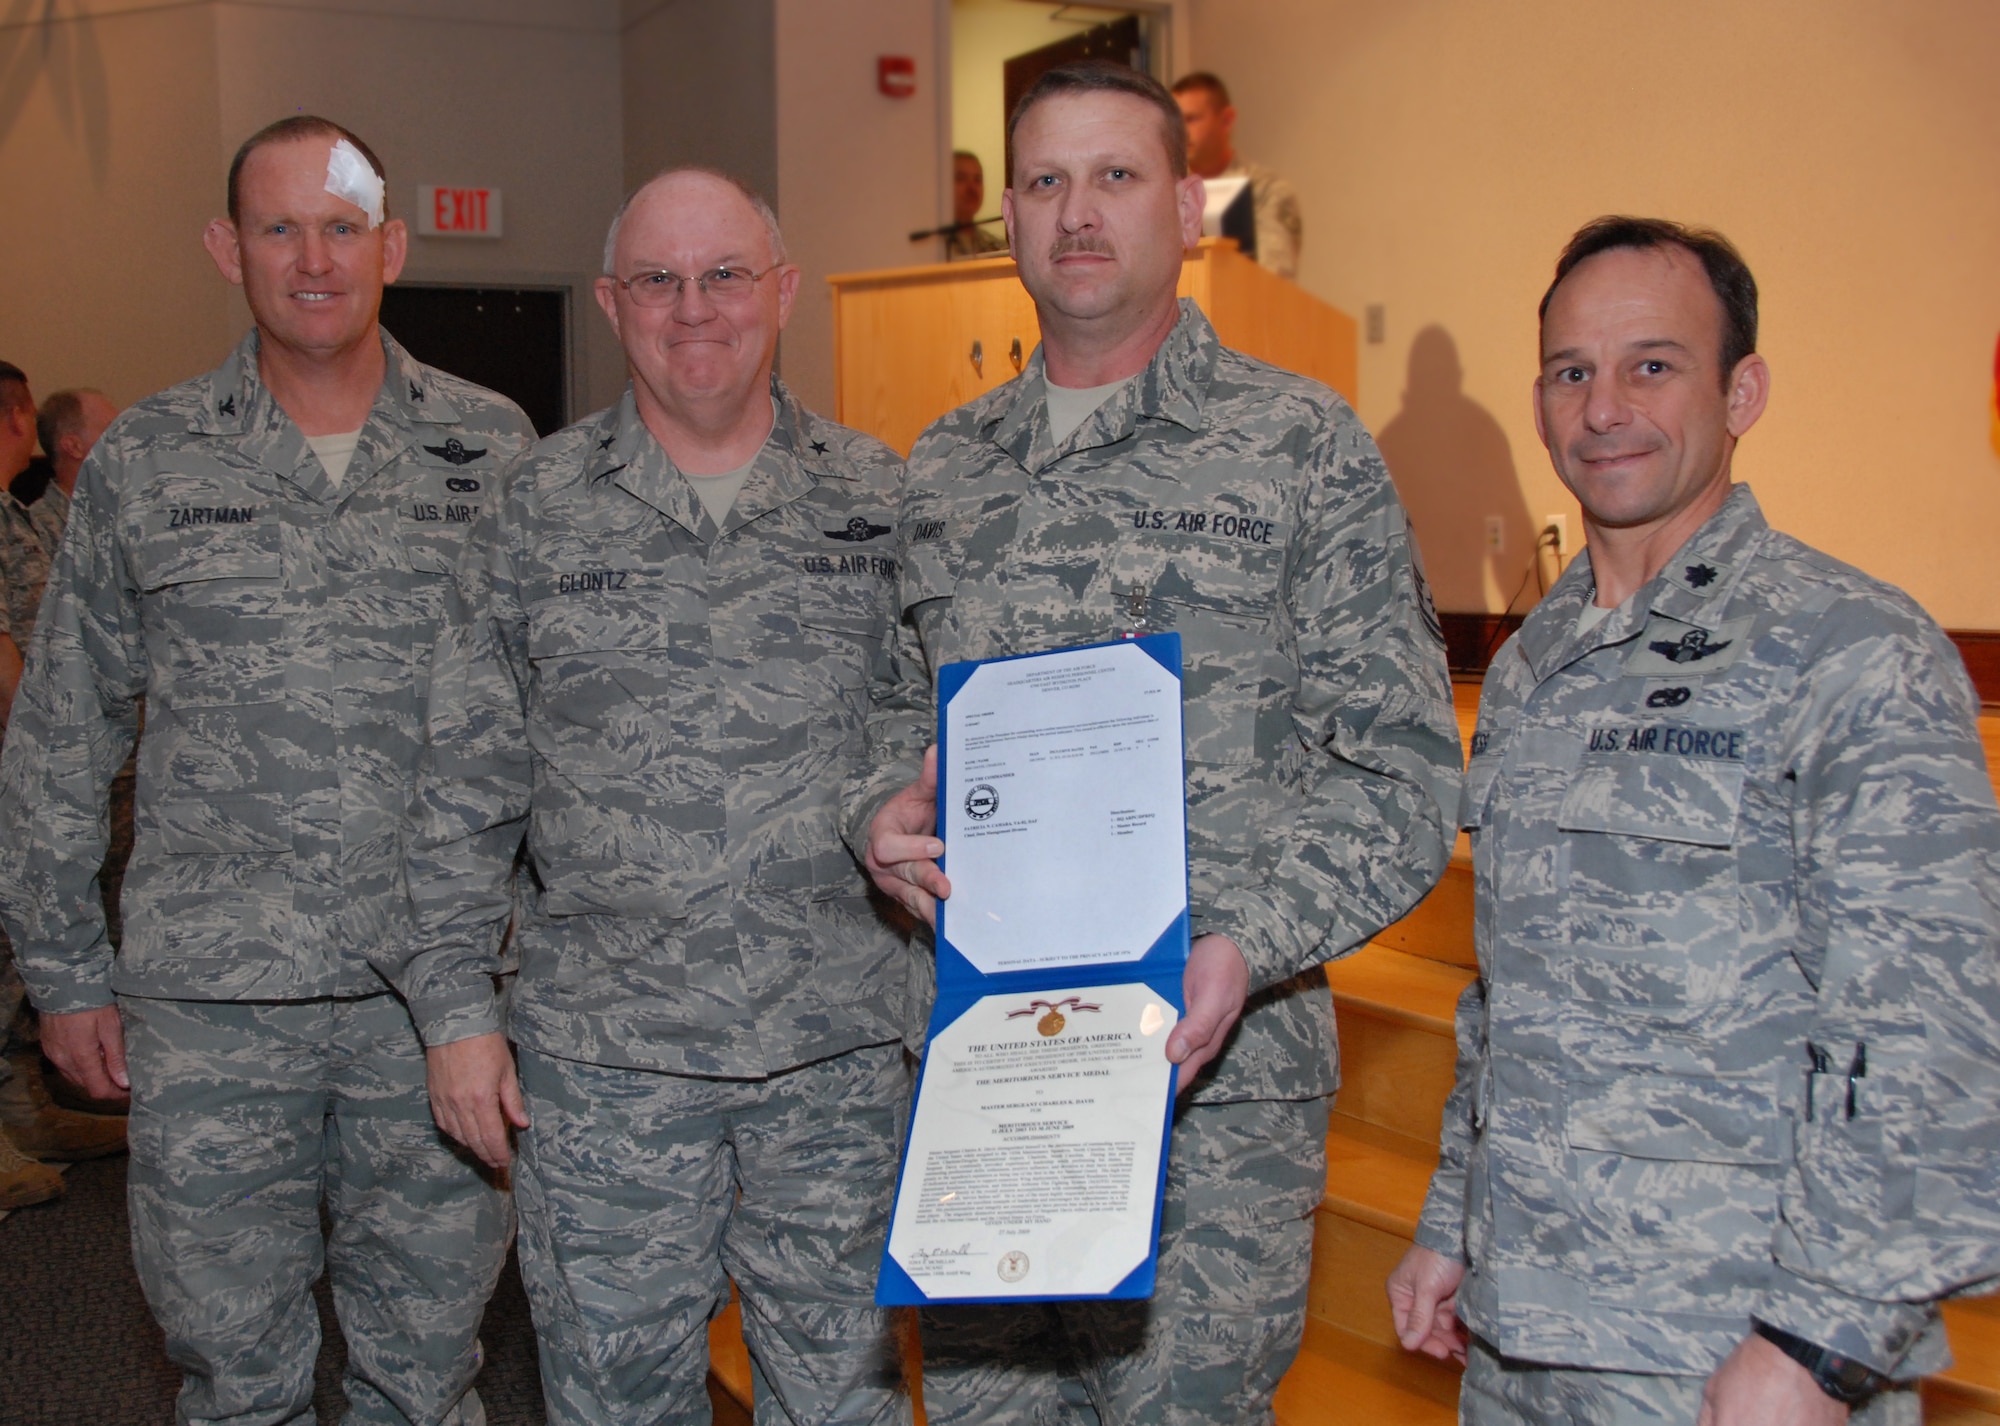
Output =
[{"x1": 324, "y1": 138, "x2": 385, "y2": 228}]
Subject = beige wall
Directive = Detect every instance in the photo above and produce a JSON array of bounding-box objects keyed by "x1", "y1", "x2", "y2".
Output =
[
  {"x1": 950, "y1": 0, "x2": 1133, "y2": 197},
  {"x1": 1, "y1": 2, "x2": 234, "y2": 409},
  {"x1": 1188, "y1": 0, "x2": 2000, "y2": 627},
  {"x1": 622, "y1": 0, "x2": 777, "y2": 204},
  {"x1": 2, "y1": 0, "x2": 627, "y2": 422},
  {"x1": 774, "y1": 0, "x2": 943, "y2": 416}
]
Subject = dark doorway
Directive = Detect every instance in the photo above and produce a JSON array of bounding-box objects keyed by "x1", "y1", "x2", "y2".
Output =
[
  {"x1": 380, "y1": 284, "x2": 570, "y2": 437},
  {"x1": 1002, "y1": 14, "x2": 1146, "y2": 176}
]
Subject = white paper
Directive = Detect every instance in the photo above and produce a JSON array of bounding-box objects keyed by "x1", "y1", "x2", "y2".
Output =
[
  {"x1": 888, "y1": 982, "x2": 1179, "y2": 1298},
  {"x1": 942, "y1": 642, "x2": 1186, "y2": 975}
]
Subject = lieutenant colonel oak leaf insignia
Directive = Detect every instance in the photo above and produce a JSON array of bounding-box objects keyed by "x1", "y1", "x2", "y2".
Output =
[
  {"x1": 424, "y1": 438, "x2": 487, "y2": 466},
  {"x1": 825, "y1": 515, "x2": 891, "y2": 543},
  {"x1": 1685, "y1": 562, "x2": 1718, "y2": 588},
  {"x1": 1649, "y1": 628, "x2": 1732, "y2": 664}
]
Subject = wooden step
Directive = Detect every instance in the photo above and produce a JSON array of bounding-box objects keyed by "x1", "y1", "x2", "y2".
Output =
[
  {"x1": 1327, "y1": 945, "x2": 1470, "y2": 1143},
  {"x1": 1323, "y1": 1115, "x2": 1433, "y2": 1240},
  {"x1": 1275, "y1": 1319, "x2": 1458, "y2": 1425},
  {"x1": 1939, "y1": 1303, "x2": 2000, "y2": 1414}
]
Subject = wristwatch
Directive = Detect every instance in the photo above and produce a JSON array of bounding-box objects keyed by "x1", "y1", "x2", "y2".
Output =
[{"x1": 1752, "y1": 1320, "x2": 1890, "y2": 1405}]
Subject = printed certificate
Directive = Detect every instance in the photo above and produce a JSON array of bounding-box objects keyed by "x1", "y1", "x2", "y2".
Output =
[{"x1": 878, "y1": 636, "x2": 1189, "y2": 1305}]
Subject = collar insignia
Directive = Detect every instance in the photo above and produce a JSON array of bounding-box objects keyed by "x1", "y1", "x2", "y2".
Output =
[
  {"x1": 597, "y1": 435, "x2": 616, "y2": 451},
  {"x1": 218, "y1": 395, "x2": 236, "y2": 418},
  {"x1": 409, "y1": 381, "x2": 425, "y2": 403},
  {"x1": 1685, "y1": 562, "x2": 1718, "y2": 588},
  {"x1": 809, "y1": 438, "x2": 829, "y2": 455}
]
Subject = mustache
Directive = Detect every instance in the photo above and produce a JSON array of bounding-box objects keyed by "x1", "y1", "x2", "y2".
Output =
[{"x1": 1047, "y1": 234, "x2": 1114, "y2": 261}]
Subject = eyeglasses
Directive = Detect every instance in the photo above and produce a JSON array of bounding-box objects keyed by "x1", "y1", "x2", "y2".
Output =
[{"x1": 611, "y1": 263, "x2": 780, "y2": 307}]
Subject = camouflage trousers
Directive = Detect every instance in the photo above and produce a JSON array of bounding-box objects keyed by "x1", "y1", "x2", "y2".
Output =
[
  {"x1": 918, "y1": 1094, "x2": 1329, "y2": 1426},
  {"x1": 122, "y1": 993, "x2": 515, "y2": 1426},
  {"x1": 1460, "y1": 1335, "x2": 1922, "y2": 1425},
  {"x1": 513, "y1": 1042, "x2": 912, "y2": 1426}
]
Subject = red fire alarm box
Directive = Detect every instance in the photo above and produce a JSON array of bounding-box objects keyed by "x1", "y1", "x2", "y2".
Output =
[{"x1": 879, "y1": 55, "x2": 916, "y2": 98}]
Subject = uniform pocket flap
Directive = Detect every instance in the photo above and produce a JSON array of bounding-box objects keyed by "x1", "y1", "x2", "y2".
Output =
[
  {"x1": 156, "y1": 793, "x2": 291, "y2": 855},
  {"x1": 900, "y1": 539, "x2": 960, "y2": 613},
  {"x1": 1565, "y1": 1073, "x2": 1785, "y2": 1165},
  {"x1": 797, "y1": 578, "x2": 885, "y2": 636},
  {"x1": 527, "y1": 595, "x2": 671, "y2": 660},
  {"x1": 136, "y1": 531, "x2": 281, "y2": 592},
  {"x1": 1558, "y1": 737, "x2": 1747, "y2": 848}
]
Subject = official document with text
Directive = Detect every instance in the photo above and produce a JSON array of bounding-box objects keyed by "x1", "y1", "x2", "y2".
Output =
[{"x1": 879, "y1": 636, "x2": 1190, "y2": 1304}]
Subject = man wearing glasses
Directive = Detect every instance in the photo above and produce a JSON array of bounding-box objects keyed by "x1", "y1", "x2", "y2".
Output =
[{"x1": 395, "y1": 168, "x2": 914, "y2": 1424}]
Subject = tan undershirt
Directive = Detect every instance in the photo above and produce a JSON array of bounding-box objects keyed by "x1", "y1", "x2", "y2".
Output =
[
  {"x1": 305, "y1": 429, "x2": 363, "y2": 488},
  {"x1": 1045, "y1": 375, "x2": 1132, "y2": 445}
]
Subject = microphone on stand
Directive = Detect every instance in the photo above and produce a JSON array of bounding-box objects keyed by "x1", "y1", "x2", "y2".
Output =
[{"x1": 909, "y1": 215, "x2": 1006, "y2": 242}]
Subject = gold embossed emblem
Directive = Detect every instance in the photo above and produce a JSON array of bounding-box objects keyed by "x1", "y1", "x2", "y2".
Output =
[{"x1": 1037, "y1": 1008, "x2": 1066, "y2": 1037}]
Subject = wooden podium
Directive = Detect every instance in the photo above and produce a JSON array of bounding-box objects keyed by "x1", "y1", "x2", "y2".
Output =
[{"x1": 826, "y1": 237, "x2": 1359, "y2": 456}]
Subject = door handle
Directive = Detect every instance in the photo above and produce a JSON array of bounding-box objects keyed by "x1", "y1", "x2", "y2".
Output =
[
  {"x1": 1009, "y1": 337, "x2": 1023, "y2": 372},
  {"x1": 970, "y1": 339, "x2": 983, "y2": 376}
]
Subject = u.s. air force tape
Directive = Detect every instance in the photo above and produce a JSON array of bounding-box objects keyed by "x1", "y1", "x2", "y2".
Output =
[{"x1": 324, "y1": 138, "x2": 385, "y2": 228}]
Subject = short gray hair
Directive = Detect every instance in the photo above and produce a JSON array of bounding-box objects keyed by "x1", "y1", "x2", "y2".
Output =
[
  {"x1": 37, "y1": 389, "x2": 109, "y2": 461},
  {"x1": 601, "y1": 168, "x2": 787, "y2": 276}
]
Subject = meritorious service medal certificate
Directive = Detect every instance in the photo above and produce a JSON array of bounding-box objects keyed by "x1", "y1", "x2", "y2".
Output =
[{"x1": 878, "y1": 636, "x2": 1189, "y2": 1305}]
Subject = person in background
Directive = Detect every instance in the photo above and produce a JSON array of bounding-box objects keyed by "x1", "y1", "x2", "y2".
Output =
[
  {"x1": 1172, "y1": 71, "x2": 1303, "y2": 281},
  {"x1": 0, "y1": 116, "x2": 529, "y2": 1422},
  {"x1": 1389, "y1": 217, "x2": 2000, "y2": 1425},
  {"x1": 0, "y1": 371, "x2": 125, "y2": 1210},
  {"x1": 947, "y1": 149, "x2": 1008, "y2": 260}
]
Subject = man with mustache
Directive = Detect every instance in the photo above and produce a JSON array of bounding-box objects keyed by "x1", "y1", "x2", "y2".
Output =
[
  {"x1": 854, "y1": 60, "x2": 1459, "y2": 1425},
  {"x1": 1389, "y1": 217, "x2": 2000, "y2": 1424},
  {"x1": 0, "y1": 117, "x2": 529, "y2": 1424}
]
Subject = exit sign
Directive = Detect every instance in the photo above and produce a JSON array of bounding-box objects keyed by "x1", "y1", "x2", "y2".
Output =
[{"x1": 417, "y1": 186, "x2": 503, "y2": 238}]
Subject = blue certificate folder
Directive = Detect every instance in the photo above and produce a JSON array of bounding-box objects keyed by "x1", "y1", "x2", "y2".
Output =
[{"x1": 876, "y1": 633, "x2": 1190, "y2": 1306}]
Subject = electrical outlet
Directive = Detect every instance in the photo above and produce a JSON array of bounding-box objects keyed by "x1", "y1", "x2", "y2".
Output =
[
  {"x1": 1484, "y1": 516, "x2": 1504, "y2": 554},
  {"x1": 1543, "y1": 513, "x2": 1570, "y2": 557}
]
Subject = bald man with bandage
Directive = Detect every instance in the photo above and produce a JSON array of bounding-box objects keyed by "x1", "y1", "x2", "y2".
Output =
[{"x1": 0, "y1": 116, "x2": 532, "y2": 1425}]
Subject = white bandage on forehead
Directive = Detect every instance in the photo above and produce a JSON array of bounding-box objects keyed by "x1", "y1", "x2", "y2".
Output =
[{"x1": 323, "y1": 138, "x2": 385, "y2": 228}]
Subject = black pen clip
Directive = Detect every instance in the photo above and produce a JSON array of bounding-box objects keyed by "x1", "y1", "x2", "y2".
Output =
[
  {"x1": 1845, "y1": 1042, "x2": 1867, "y2": 1121},
  {"x1": 1807, "y1": 1042, "x2": 1832, "y2": 1121}
]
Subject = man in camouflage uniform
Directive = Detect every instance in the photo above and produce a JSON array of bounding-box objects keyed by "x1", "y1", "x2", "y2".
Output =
[
  {"x1": 0, "y1": 387, "x2": 116, "y2": 687},
  {"x1": 1389, "y1": 219, "x2": 2000, "y2": 1424},
  {"x1": 855, "y1": 62, "x2": 1459, "y2": 1425},
  {"x1": 0, "y1": 117, "x2": 528, "y2": 1424},
  {"x1": 398, "y1": 169, "x2": 913, "y2": 1426},
  {"x1": 1171, "y1": 73, "x2": 1302, "y2": 281}
]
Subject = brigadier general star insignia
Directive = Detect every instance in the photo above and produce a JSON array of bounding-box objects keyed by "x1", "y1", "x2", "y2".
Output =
[
  {"x1": 824, "y1": 515, "x2": 892, "y2": 543},
  {"x1": 424, "y1": 438, "x2": 487, "y2": 466},
  {"x1": 1685, "y1": 563, "x2": 1718, "y2": 588},
  {"x1": 810, "y1": 439, "x2": 829, "y2": 455},
  {"x1": 1649, "y1": 628, "x2": 1732, "y2": 664},
  {"x1": 597, "y1": 435, "x2": 616, "y2": 451}
]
